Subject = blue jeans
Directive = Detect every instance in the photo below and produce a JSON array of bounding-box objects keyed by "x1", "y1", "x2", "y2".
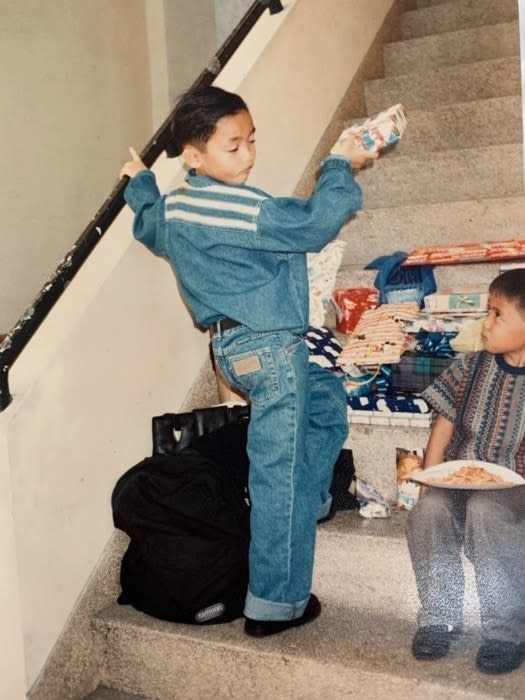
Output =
[
  {"x1": 212, "y1": 325, "x2": 348, "y2": 620},
  {"x1": 406, "y1": 486, "x2": 525, "y2": 642}
]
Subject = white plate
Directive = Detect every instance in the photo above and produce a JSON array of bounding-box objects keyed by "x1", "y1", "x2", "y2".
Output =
[{"x1": 410, "y1": 460, "x2": 525, "y2": 490}]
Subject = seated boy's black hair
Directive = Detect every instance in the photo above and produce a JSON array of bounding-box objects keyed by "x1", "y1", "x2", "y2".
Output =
[
  {"x1": 489, "y1": 268, "x2": 525, "y2": 313},
  {"x1": 166, "y1": 86, "x2": 248, "y2": 158}
]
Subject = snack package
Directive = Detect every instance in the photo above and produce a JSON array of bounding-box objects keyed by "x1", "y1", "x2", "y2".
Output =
[
  {"x1": 332, "y1": 287, "x2": 379, "y2": 333},
  {"x1": 337, "y1": 302, "x2": 419, "y2": 369},
  {"x1": 336, "y1": 103, "x2": 408, "y2": 152},
  {"x1": 396, "y1": 448, "x2": 424, "y2": 510},
  {"x1": 403, "y1": 239, "x2": 525, "y2": 266}
]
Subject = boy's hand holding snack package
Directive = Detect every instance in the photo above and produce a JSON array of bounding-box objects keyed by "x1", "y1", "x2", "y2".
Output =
[{"x1": 334, "y1": 103, "x2": 408, "y2": 154}]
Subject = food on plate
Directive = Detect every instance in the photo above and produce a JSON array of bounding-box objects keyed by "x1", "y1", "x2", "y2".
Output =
[{"x1": 427, "y1": 465, "x2": 509, "y2": 486}]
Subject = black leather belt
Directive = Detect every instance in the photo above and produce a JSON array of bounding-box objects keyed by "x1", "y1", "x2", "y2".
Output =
[{"x1": 209, "y1": 318, "x2": 242, "y2": 335}]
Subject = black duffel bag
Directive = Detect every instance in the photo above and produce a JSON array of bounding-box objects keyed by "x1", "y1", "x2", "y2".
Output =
[{"x1": 112, "y1": 405, "x2": 250, "y2": 625}]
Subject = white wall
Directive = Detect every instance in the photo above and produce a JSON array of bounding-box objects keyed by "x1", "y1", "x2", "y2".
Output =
[
  {"x1": 215, "y1": 0, "x2": 253, "y2": 45},
  {"x1": 2, "y1": 0, "x2": 153, "y2": 333},
  {"x1": 0, "y1": 0, "x2": 396, "y2": 694},
  {"x1": 518, "y1": 0, "x2": 525, "y2": 181},
  {"x1": 0, "y1": 424, "x2": 26, "y2": 700},
  {"x1": 163, "y1": 0, "x2": 217, "y2": 111},
  {"x1": 1, "y1": 0, "x2": 254, "y2": 334}
]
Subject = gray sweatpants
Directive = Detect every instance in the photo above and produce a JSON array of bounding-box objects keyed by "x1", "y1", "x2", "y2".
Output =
[{"x1": 406, "y1": 486, "x2": 525, "y2": 643}]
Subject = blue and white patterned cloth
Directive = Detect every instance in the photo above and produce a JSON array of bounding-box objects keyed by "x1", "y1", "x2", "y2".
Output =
[{"x1": 304, "y1": 326, "x2": 343, "y2": 371}]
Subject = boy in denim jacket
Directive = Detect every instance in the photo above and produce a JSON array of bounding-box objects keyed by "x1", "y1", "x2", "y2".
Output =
[
  {"x1": 407, "y1": 269, "x2": 525, "y2": 673},
  {"x1": 120, "y1": 86, "x2": 376, "y2": 636}
]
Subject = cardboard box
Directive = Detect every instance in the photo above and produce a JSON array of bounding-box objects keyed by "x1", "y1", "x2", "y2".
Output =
[{"x1": 423, "y1": 289, "x2": 488, "y2": 313}]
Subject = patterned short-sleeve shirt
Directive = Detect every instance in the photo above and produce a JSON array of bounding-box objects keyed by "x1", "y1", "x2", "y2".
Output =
[{"x1": 422, "y1": 352, "x2": 525, "y2": 476}]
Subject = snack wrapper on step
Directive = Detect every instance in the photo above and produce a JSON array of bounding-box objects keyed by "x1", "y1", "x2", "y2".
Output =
[{"x1": 336, "y1": 103, "x2": 408, "y2": 152}]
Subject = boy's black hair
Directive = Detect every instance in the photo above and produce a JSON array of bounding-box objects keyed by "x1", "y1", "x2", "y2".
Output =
[
  {"x1": 166, "y1": 86, "x2": 249, "y2": 158},
  {"x1": 489, "y1": 268, "x2": 525, "y2": 313}
]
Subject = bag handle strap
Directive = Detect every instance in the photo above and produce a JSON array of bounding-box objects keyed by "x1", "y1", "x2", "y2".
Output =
[{"x1": 151, "y1": 405, "x2": 250, "y2": 456}]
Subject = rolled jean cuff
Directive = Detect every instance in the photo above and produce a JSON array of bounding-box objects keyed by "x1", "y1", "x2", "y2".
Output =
[
  {"x1": 244, "y1": 590, "x2": 310, "y2": 621},
  {"x1": 317, "y1": 495, "x2": 333, "y2": 521}
]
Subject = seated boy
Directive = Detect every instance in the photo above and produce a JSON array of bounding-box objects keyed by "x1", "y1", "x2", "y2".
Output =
[{"x1": 406, "y1": 268, "x2": 525, "y2": 673}]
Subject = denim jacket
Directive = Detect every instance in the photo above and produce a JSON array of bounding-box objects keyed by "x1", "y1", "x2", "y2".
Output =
[{"x1": 124, "y1": 155, "x2": 362, "y2": 333}]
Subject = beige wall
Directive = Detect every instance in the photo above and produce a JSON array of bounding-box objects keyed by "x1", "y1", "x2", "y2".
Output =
[
  {"x1": 1, "y1": 0, "x2": 250, "y2": 334},
  {"x1": 2, "y1": 0, "x2": 153, "y2": 332},
  {"x1": 1, "y1": 0, "x2": 397, "y2": 694},
  {"x1": 518, "y1": 0, "x2": 525, "y2": 178}
]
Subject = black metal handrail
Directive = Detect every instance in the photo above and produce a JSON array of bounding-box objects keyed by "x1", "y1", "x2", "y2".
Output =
[{"x1": 0, "y1": 0, "x2": 283, "y2": 411}]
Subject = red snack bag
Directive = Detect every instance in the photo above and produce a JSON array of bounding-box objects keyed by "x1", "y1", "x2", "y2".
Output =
[{"x1": 333, "y1": 287, "x2": 379, "y2": 333}]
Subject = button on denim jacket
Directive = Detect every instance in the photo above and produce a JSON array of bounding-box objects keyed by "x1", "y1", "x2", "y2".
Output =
[{"x1": 124, "y1": 155, "x2": 362, "y2": 334}]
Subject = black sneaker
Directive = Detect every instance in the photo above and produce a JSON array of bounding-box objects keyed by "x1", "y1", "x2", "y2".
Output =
[
  {"x1": 476, "y1": 639, "x2": 525, "y2": 674},
  {"x1": 412, "y1": 625, "x2": 459, "y2": 660},
  {"x1": 244, "y1": 594, "x2": 321, "y2": 637}
]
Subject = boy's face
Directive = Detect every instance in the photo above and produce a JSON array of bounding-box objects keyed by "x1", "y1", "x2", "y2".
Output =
[
  {"x1": 183, "y1": 109, "x2": 256, "y2": 185},
  {"x1": 481, "y1": 292, "x2": 525, "y2": 362}
]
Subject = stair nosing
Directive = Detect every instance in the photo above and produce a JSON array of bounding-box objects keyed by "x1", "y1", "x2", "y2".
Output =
[
  {"x1": 365, "y1": 54, "x2": 520, "y2": 88},
  {"x1": 91, "y1": 601, "x2": 523, "y2": 700}
]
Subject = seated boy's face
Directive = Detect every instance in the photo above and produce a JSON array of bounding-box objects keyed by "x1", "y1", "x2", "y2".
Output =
[
  {"x1": 185, "y1": 109, "x2": 256, "y2": 185},
  {"x1": 482, "y1": 292, "x2": 525, "y2": 361}
]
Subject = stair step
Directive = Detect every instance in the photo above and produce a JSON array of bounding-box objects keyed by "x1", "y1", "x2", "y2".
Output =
[
  {"x1": 387, "y1": 96, "x2": 523, "y2": 155},
  {"x1": 84, "y1": 688, "x2": 147, "y2": 700},
  {"x1": 354, "y1": 143, "x2": 523, "y2": 209},
  {"x1": 91, "y1": 513, "x2": 524, "y2": 700},
  {"x1": 314, "y1": 511, "x2": 479, "y2": 618},
  {"x1": 365, "y1": 56, "x2": 521, "y2": 113},
  {"x1": 417, "y1": 0, "x2": 475, "y2": 8},
  {"x1": 337, "y1": 195, "x2": 525, "y2": 269},
  {"x1": 401, "y1": 0, "x2": 519, "y2": 40},
  {"x1": 384, "y1": 20, "x2": 519, "y2": 75}
]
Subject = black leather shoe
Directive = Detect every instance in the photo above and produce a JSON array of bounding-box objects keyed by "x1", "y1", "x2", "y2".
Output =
[
  {"x1": 412, "y1": 625, "x2": 459, "y2": 660},
  {"x1": 476, "y1": 639, "x2": 525, "y2": 674},
  {"x1": 244, "y1": 594, "x2": 321, "y2": 637}
]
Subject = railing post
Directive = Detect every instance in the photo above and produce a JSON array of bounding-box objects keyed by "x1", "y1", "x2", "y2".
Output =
[
  {"x1": 0, "y1": 362, "x2": 11, "y2": 411},
  {"x1": 260, "y1": 0, "x2": 284, "y2": 15}
]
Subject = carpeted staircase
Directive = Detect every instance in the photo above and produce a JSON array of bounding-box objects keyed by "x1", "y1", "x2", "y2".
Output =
[{"x1": 79, "y1": 1, "x2": 524, "y2": 697}]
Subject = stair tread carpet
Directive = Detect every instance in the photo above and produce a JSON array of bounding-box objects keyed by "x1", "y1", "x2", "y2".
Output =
[
  {"x1": 338, "y1": 195, "x2": 525, "y2": 266},
  {"x1": 92, "y1": 510, "x2": 524, "y2": 700},
  {"x1": 401, "y1": 0, "x2": 518, "y2": 40},
  {"x1": 384, "y1": 19, "x2": 520, "y2": 76},
  {"x1": 84, "y1": 688, "x2": 148, "y2": 700},
  {"x1": 365, "y1": 56, "x2": 521, "y2": 113},
  {"x1": 383, "y1": 96, "x2": 523, "y2": 155},
  {"x1": 384, "y1": 20, "x2": 520, "y2": 75},
  {"x1": 353, "y1": 143, "x2": 523, "y2": 209}
]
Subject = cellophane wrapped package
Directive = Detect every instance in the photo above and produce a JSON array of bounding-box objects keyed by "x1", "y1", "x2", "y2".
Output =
[{"x1": 337, "y1": 103, "x2": 408, "y2": 151}]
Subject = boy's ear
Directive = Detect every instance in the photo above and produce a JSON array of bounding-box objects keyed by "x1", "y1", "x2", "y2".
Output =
[{"x1": 182, "y1": 144, "x2": 203, "y2": 169}]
